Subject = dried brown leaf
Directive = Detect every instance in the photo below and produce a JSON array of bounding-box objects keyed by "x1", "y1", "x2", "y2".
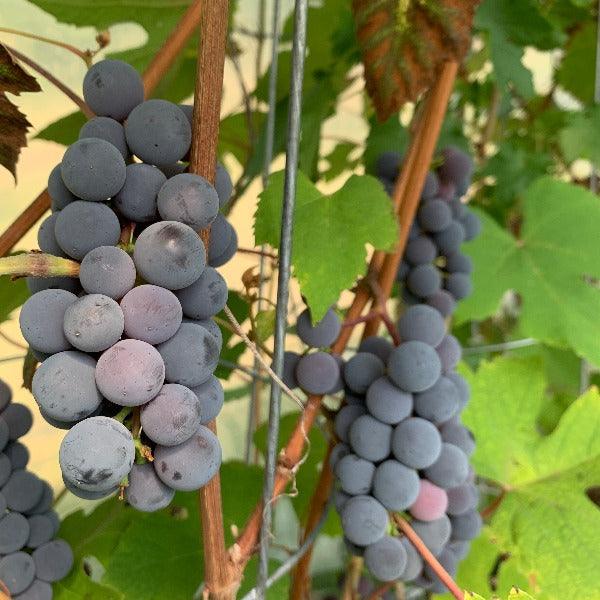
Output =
[
  {"x1": 0, "y1": 43, "x2": 41, "y2": 180},
  {"x1": 352, "y1": 0, "x2": 479, "y2": 121}
]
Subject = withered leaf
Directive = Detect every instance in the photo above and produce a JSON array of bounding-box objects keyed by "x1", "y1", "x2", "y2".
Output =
[
  {"x1": 352, "y1": 0, "x2": 479, "y2": 121},
  {"x1": 0, "y1": 44, "x2": 41, "y2": 180}
]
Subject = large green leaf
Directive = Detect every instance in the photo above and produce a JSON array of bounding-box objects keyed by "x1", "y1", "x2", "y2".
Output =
[
  {"x1": 0, "y1": 275, "x2": 28, "y2": 322},
  {"x1": 462, "y1": 356, "x2": 600, "y2": 600},
  {"x1": 456, "y1": 178, "x2": 600, "y2": 365},
  {"x1": 255, "y1": 171, "x2": 398, "y2": 321},
  {"x1": 559, "y1": 107, "x2": 600, "y2": 166}
]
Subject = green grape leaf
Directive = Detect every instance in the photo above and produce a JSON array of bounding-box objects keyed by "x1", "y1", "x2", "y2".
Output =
[
  {"x1": 456, "y1": 178, "x2": 600, "y2": 365},
  {"x1": 559, "y1": 107, "x2": 600, "y2": 166},
  {"x1": 254, "y1": 309, "x2": 276, "y2": 344},
  {"x1": 36, "y1": 111, "x2": 86, "y2": 146},
  {"x1": 556, "y1": 21, "x2": 598, "y2": 105},
  {"x1": 321, "y1": 143, "x2": 360, "y2": 182},
  {"x1": 255, "y1": 171, "x2": 398, "y2": 321},
  {"x1": 487, "y1": 34, "x2": 534, "y2": 98},
  {"x1": 363, "y1": 114, "x2": 409, "y2": 175},
  {"x1": 0, "y1": 274, "x2": 28, "y2": 323},
  {"x1": 462, "y1": 356, "x2": 600, "y2": 600}
]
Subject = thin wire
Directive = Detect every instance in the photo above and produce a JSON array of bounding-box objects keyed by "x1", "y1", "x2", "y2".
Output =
[
  {"x1": 462, "y1": 338, "x2": 538, "y2": 355},
  {"x1": 245, "y1": 0, "x2": 282, "y2": 464},
  {"x1": 241, "y1": 496, "x2": 333, "y2": 600},
  {"x1": 256, "y1": 0, "x2": 309, "y2": 596}
]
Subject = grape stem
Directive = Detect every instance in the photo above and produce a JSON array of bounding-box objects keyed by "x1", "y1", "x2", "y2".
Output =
[
  {"x1": 0, "y1": 252, "x2": 79, "y2": 278},
  {"x1": 393, "y1": 515, "x2": 463, "y2": 600},
  {"x1": 0, "y1": 0, "x2": 204, "y2": 259},
  {"x1": 341, "y1": 555, "x2": 364, "y2": 600}
]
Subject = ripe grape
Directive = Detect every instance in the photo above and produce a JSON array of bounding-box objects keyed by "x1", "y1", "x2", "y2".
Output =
[
  {"x1": 329, "y1": 442, "x2": 350, "y2": 470},
  {"x1": 125, "y1": 99, "x2": 191, "y2": 166},
  {"x1": 398, "y1": 304, "x2": 446, "y2": 347},
  {"x1": 133, "y1": 221, "x2": 206, "y2": 290},
  {"x1": 333, "y1": 488, "x2": 350, "y2": 512},
  {"x1": 365, "y1": 376, "x2": 412, "y2": 425},
  {"x1": 407, "y1": 263, "x2": 442, "y2": 297},
  {"x1": 411, "y1": 515, "x2": 451, "y2": 556},
  {"x1": 439, "y1": 146, "x2": 473, "y2": 194},
  {"x1": 296, "y1": 307, "x2": 341, "y2": 348},
  {"x1": 120, "y1": 284, "x2": 183, "y2": 344},
  {"x1": 125, "y1": 462, "x2": 175, "y2": 512},
  {"x1": 405, "y1": 235, "x2": 438, "y2": 265},
  {"x1": 61, "y1": 138, "x2": 126, "y2": 201},
  {"x1": 26, "y1": 515, "x2": 54, "y2": 548},
  {"x1": 60, "y1": 416, "x2": 135, "y2": 492},
  {"x1": 207, "y1": 214, "x2": 233, "y2": 259},
  {"x1": 329, "y1": 354, "x2": 345, "y2": 393},
  {"x1": 0, "y1": 453, "x2": 10, "y2": 486},
  {"x1": 334, "y1": 405, "x2": 366, "y2": 443},
  {"x1": 63, "y1": 475, "x2": 117, "y2": 500},
  {"x1": 450, "y1": 509, "x2": 482, "y2": 541},
  {"x1": 349, "y1": 415, "x2": 392, "y2": 462},
  {"x1": 83, "y1": 59, "x2": 144, "y2": 121},
  {"x1": 282, "y1": 351, "x2": 300, "y2": 389},
  {"x1": 188, "y1": 318, "x2": 223, "y2": 346},
  {"x1": 417, "y1": 199, "x2": 452, "y2": 232},
  {"x1": 409, "y1": 480, "x2": 448, "y2": 521},
  {"x1": 447, "y1": 372, "x2": 470, "y2": 409},
  {"x1": 445, "y1": 252, "x2": 472, "y2": 274},
  {"x1": 5, "y1": 442, "x2": 29, "y2": 469},
  {"x1": 446, "y1": 483, "x2": 478, "y2": 516},
  {"x1": 396, "y1": 260, "x2": 410, "y2": 281},
  {"x1": 141, "y1": 384, "x2": 201, "y2": 446},
  {"x1": 37, "y1": 213, "x2": 66, "y2": 257},
  {"x1": 340, "y1": 495, "x2": 388, "y2": 546},
  {"x1": 426, "y1": 290, "x2": 456, "y2": 318},
  {"x1": 32, "y1": 351, "x2": 102, "y2": 422},
  {"x1": 440, "y1": 422, "x2": 475, "y2": 456},
  {"x1": 461, "y1": 211, "x2": 481, "y2": 241},
  {"x1": 391, "y1": 417, "x2": 442, "y2": 469},
  {"x1": 175, "y1": 267, "x2": 228, "y2": 320},
  {"x1": 399, "y1": 537, "x2": 423, "y2": 581},
  {"x1": 446, "y1": 272, "x2": 472, "y2": 300},
  {"x1": 0, "y1": 419, "x2": 8, "y2": 452},
  {"x1": 334, "y1": 453, "x2": 375, "y2": 495},
  {"x1": 2, "y1": 404, "x2": 34, "y2": 441},
  {"x1": 157, "y1": 323, "x2": 220, "y2": 387},
  {"x1": 295, "y1": 352, "x2": 340, "y2": 395},
  {"x1": 154, "y1": 425, "x2": 221, "y2": 491},
  {"x1": 372, "y1": 459, "x2": 420, "y2": 511},
  {"x1": 215, "y1": 162, "x2": 233, "y2": 207},
  {"x1": 79, "y1": 116, "x2": 128, "y2": 159},
  {"x1": 344, "y1": 352, "x2": 385, "y2": 394},
  {"x1": 79, "y1": 246, "x2": 136, "y2": 300},
  {"x1": 447, "y1": 539, "x2": 471, "y2": 560},
  {"x1": 433, "y1": 220, "x2": 465, "y2": 256},
  {"x1": 424, "y1": 547, "x2": 459, "y2": 592},
  {"x1": 209, "y1": 225, "x2": 238, "y2": 268},
  {"x1": 12, "y1": 579, "x2": 52, "y2": 600},
  {"x1": 20, "y1": 289, "x2": 76, "y2": 354},
  {"x1": 55, "y1": 201, "x2": 121, "y2": 260},
  {"x1": 3, "y1": 471, "x2": 43, "y2": 512},
  {"x1": 63, "y1": 294, "x2": 124, "y2": 352},
  {"x1": 375, "y1": 152, "x2": 401, "y2": 180},
  {"x1": 27, "y1": 481, "x2": 54, "y2": 515},
  {"x1": 423, "y1": 443, "x2": 469, "y2": 489},
  {"x1": 0, "y1": 552, "x2": 35, "y2": 594},
  {"x1": 96, "y1": 339, "x2": 165, "y2": 406},
  {"x1": 387, "y1": 341, "x2": 442, "y2": 393},
  {"x1": 191, "y1": 376, "x2": 224, "y2": 424},
  {"x1": 364, "y1": 536, "x2": 407, "y2": 582},
  {"x1": 48, "y1": 164, "x2": 77, "y2": 211},
  {"x1": 0, "y1": 512, "x2": 30, "y2": 553},
  {"x1": 32, "y1": 539, "x2": 74, "y2": 582},
  {"x1": 157, "y1": 173, "x2": 219, "y2": 229},
  {"x1": 436, "y1": 335, "x2": 462, "y2": 373},
  {"x1": 414, "y1": 376, "x2": 460, "y2": 424},
  {"x1": 26, "y1": 276, "x2": 80, "y2": 296},
  {"x1": 358, "y1": 336, "x2": 393, "y2": 363},
  {"x1": 43, "y1": 510, "x2": 60, "y2": 537},
  {"x1": 422, "y1": 172, "x2": 440, "y2": 200},
  {"x1": 113, "y1": 163, "x2": 166, "y2": 222}
]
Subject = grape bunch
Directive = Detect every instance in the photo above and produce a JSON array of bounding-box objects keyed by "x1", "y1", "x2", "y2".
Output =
[
  {"x1": 20, "y1": 59, "x2": 235, "y2": 511},
  {"x1": 377, "y1": 147, "x2": 481, "y2": 315},
  {"x1": 0, "y1": 379, "x2": 73, "y2": 599}
]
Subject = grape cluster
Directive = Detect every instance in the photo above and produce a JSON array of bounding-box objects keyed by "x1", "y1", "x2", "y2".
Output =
[
  {"x1": 0, "y1": 379, "x2": 73, "y2": 599},
  {"x1": 21, "y1": 59, "x2": 235, "y2": 510},
  {"x1": 377, "y1": 147, "x2": 481, "y2": 314}
]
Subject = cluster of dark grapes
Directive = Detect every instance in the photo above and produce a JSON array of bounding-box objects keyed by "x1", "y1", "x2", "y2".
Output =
[
  {"x1": 19, "y1": 59, "x2": 236, "y2": 511},
  {"x1": 378, "y1": 147, "x2": 481, "y2": 314},
  {"x1": 0, "y1": 379, "x2": 73, "y2": 599}
]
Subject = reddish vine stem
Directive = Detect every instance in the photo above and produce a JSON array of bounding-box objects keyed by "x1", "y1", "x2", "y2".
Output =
[
  {"x1": 366, "y1": 581, "x2": 394, "y2": 600},
  {"x1": 186, "y1": 2, "x2": 231, "y2": 599},
  {"x1": 0, "y1": 0, "x2": 203, "y2": 259}
]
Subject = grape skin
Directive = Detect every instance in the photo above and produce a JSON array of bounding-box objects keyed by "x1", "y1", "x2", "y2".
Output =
[
  {"x1": 329, "y1": 442, "x2": 350, "y2": 470},
  {"x1": 63, "y1": 294, "x2": 124, "y2": 352},
  {"x1": 154, "y1": 425, "x2": 222, "y2": 491},
  {"x1": 3, "y1": 471, "x2": 43, "y2": 512},
  {"x1": 340, "y1": 495, "x2": 388, "y2": 546},
  {"x1": 133, "y1": 221, "x2": 206, "y2": 290},
  {"x1": 120, "y1": 284, "x2": 183, "y2": 345},
  {"x1": 417, "y1": 199, "x2": 452, "y2": 233},
  {"x1": 411, "y1": 515, "x2": 451, "y2": 556},
  {"x1": 375, "y1": 152, "x2": 401, "y2": 180},
  {"x1": 445, "y1": 252, "x2": 473, "y2": 274},
  {"x1": 461, "y1": 211, "x2": 481, "y2": 241},
  {"x1": 414, "y1": 376, "x2": 460, "y2": 424},
  {"x1": 20, "y1": 289, "x2": 76, "y2": 354},
  {"x1": 281, "y1": 351, "x2": 300, "y2": 389},
  {"x1": 63, "y1": 475, "x2": 117, "y2": 500},
  {"x1": 190, "y1": 376, "x2": 224, "y2": 424},
  {"x1": 447, "y1": 372, "x2": 470, "y2": 409},
  {"x1": 79, "y1": 246, "x2": 136, "y2": 300},
  {"x1": 398, "y1": 304, "x2": 446, "y2": 347},
  {"x1": 32, "y1": 539, "x2": 74, "y2": 583},
  {"x1": 409, "y1": 479, "x2": 448, "y2": 521},
  {"x1": 208, "y1": 225, "x2": 238, "y2": 268},
  {"x1": 157, "y1": 323, "x2": 220, "y2": 387},
  {"x1": 447, "y1": 539, "x2": 471, "y2": 560},
  {"x1": 349, "y1": 415, "x2": 392, "y2": 462},
  {"x1": 186, "y1": 318, "x2": 223, "y2": 346},
  {"x1": 0, "y1": 552, "x2": 36, "y2": 594},
  {"x1": 450, "y1": 510, "x2": 482, "y2": 541},
  {"x1": 12, "y1": 579, "x2": 53, "y2": 600},
  {"x1": 334, "y1": 453, "x2": 375, "y2": 495},
  {"x1": 125, "y1": 99, "x2": 191, "y2": 166},
  {"x1": 364, "y1": 536, "x2": 408, "y2": 582},
  {"x1": 423, "y1": 443, "x2": 469, "y2": 489},
  {"x1": 344, "y1": 352, "x2": 385, "y2": 394},
  {"x1": 37, "y1": 213, "x2": 66, "y2": 257},
  {"x1": 60, "y1": 416, "x2": 135, "y2": 492},
  {"x1": 372, "y1": 459, "x2": 420, "y2": 511},
  {"x1": 436, "y1": 335, "x2": 462, "y2": 373},
  {"x1": 113, "y1": 163, "x2": 166, "y2": 222},
  {"x1": 433, "y1": 220, "x2": 465, "y2": 256},
  {"x1": 391, "y1": 417, "x2": 442, "y2": 469},
  {"x1": 48, "y1": 164, "x2": 77, "y2": 211},
  {"x1": 27, "y1": 481, "x2": 54, "y2": 515},
  {"x1": 446, "y1": 272, "x2": 473, "y2": 300},
  {"x1": 295, "y1": 352, "x2": 340, "y2": 395},
  {"x1": 5, "y1": 442, "x2": 29, "y2": 469},
  {"x1": 215, "y1": 162, "x2": 233, "y2": 207},
  {"x1": 0, "y1": 419, "x2": 8, "y2": 453},
  {"x1": 32, "y1": 351, "x2": 102, "y2": 422},
  {"x1": 387, "y1": 341, "x2": 442, "y2": 393},
  {"x1": 2, "y1": 404, "x2": 33, "y2": 441},
  {"x1": 61, "y1": 138, "x2": 126, "y2": 202},
  {"x1": 175, "y1": 267, "x2": 228, "y2": 320},
  {"x1": 140, "y1": 384, "x2": 202, "y2": 446},
  {"x1": 421, "y1": 171, "x2": 440, "y2": 200},
  {"x1": 296, "y1": 307, "x2": 341, "y2": 348},
  {"x1": 83, "y1": 59, "x2": 143, "y2": 121},
  {"x1": 439, "y1": 146, "x2": 473, "y2": 194},
  {"x1": 125, "y1": 462, "x2": 175, "y2": 512},
  {"x1": 424, "y1": 547, "x2": 459, "y2": 593},
  {"x1": 55, "y1": 201, "x2": 121, "y2": 260},
  {"x1": 365, "y1": 376, "x2": 412, "y2": 425},
  {"x1": 399, "y1": 537, "x2": 423, "y2": 581},
  {"x1": 0, "y1": 453, "x2": 11, "y2": 487},
  {"x1": 440, "y1": 422, "x2": 475, "y2": 456},
  {"x1": 26, "y1": 514, "x2": 54, "y2": 548},
  {"x1": 426, "y1": 290, "x2": 456, "y2": 318},
  {"x1": 405, "y1": 235, "x2": 437, "y2": 265},
  {"x1": 406, "y1": 264, "x2": 442, "y2": 297},
  {"x1": 207, "y1": 214, "x2": 233, "y2": 259},
  {"x1": 79, "y1": 116, "x2": 129, "y2": 159},
  {"x1": 0, "y1": 512, "x2": 30, "y2": 553},
  {"x1": 446, "y1": 483, "x2": 478, "y2": 516},
  {"x1": 358, "y1": 336, "x2": 393, "y2": 363},
  {"x1": 334, "y1": 405, "x2": 365, "y2": 443},
  {"x1": 157, "y1": 173, "x2": 219, "y2": 229}
]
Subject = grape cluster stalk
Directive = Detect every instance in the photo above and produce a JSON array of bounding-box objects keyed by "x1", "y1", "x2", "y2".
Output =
[
  {"x1": 284, "y1": 147, "x2": 481, "y2": 593},
  {"x1": 0, "y1": 378, "x2": 73, "y2": 599},
  {"x1": 19, "y1": 59, "x2": 238, "y2": 511}
]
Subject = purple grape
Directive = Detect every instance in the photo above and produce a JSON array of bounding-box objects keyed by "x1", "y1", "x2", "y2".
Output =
[
  {"x1": 418, "y1": 199, "x2": 452, "y2": 232},
  {"x1": 433, "y1": 221, "x2": 465, "y2": 256},
  {"x1": 295, "y1": 352, "x2": 340, "y2": 395},
  {"x1": 334, "y1": 453, "x2": 375, "y2": 495},
  {"x1": 334, "y1": 405, "x2": 366, "y2": 443},
  {"x1": 296, "y1": 307, "x2": 341, "y2": 348},
  {"x1": 125, "y1": 462, "x2": 175, "y2": 512},
  {"x1": 414, "y1": 376, "x2": 460, "y2": 424},
  {"x1": 405, "y1": 235, "x2": 438, "y2": 265},
  {"x1": 37, "y1": 213, "x2": 66, "y2": 257},
  {"x1": 398, "y1": 304, "x2": 446, "y2": 347},
  {"x1": 32, "y1": 539, "x2": 74, "y2": 582},
  {"x1": 344, "y1": 353, "x2": 385, "y2": 394},
  {"x1": 0, "y1": 552, "x2": 35, "y2": 594},
  {"x1": 423, "y1": 443, "x2": 469, "y2": 489},
  {"x1": 364, "y1": 536, "x2": 407, "y2": 582},
  {"x1": 436, "y1": 334, "x2": 462, "y2": 373},
  {"x1": 446, "y1": 483, "x2": 478, "y2": 516},
  {"x1": 79, "y1": 116, "x2": 128, "y2": 159},
  {"x1": 446, "y1": 273, "x2": 472, "y2": 300},
  {"x1": 2, "y1": 404, "x2": 33, "y2": 441},
  {"x1": 358, "y1": 336, "x2": 393, "y2": 363},
  {"x1": 48, "y1": 164, "x2": 76, "y2": 211},
  {"x1": 340, "y1": 495, "x2": 388, "y2": 546},
  {"x1": 0, "y1": 512, "x2": 30, "y2": 553},
  {"x1": 440, "y1": 422, "x2": 475, "y2": 456},
  {"x1": 174, "y1": 267, "x2": 228, "y2": 320},
  {"x1": 391, "y1": 417, "x2": 442, "y2": 469},
  {"x1": 113, "y1": 163, "x2": 166, "y2": 222},
  {"x1": 365, "y1": 376, "x2": 412, "y2": 425},
  {"x1": 190, "y1": 376, "x2": 224, "y2": 424},
  {"x1": 349, "y1": 415, "x2": 392, "y2": 462},
  {"x1": 387, "y1": 341, "x2": 441, "y2": 393},
  {"x1": 372, "y1": 459, "x2": 420, "y2": 511},
  {"x1": 79, "y1": 246, "x2": 136, "y2": 300},
  {"x1": 406, "y1": 264, "x2": 442, "y2": 297}
]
